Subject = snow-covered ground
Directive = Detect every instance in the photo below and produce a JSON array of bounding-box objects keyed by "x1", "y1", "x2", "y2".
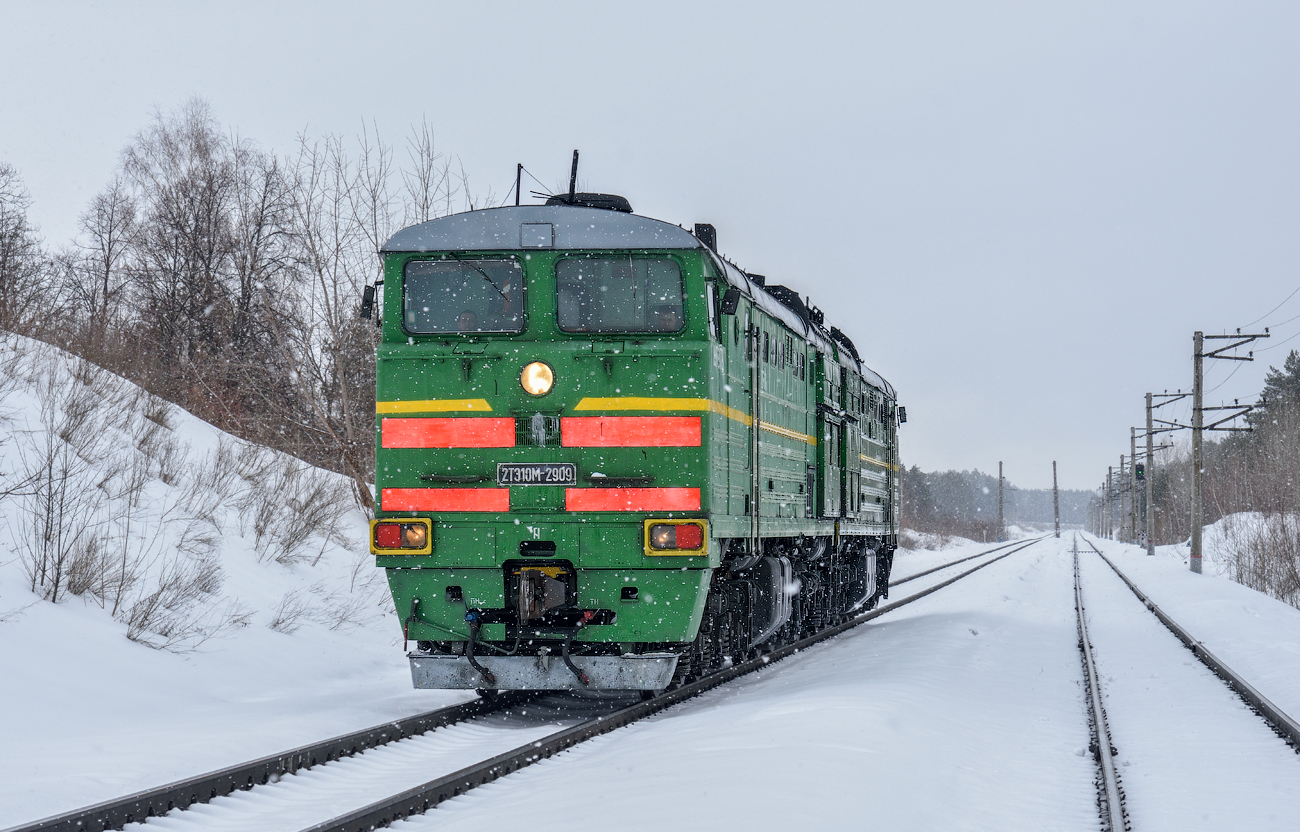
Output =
[
  {"x1": 423, "y1": 536, "x2": 1101, "y2": 831},
  {"x1": 1095, "y1": 532, "x2": 1300, "y2": 738},
  {"x1": 1080, "y1": 537, "x2": 1300, "y2": 831},
  {"x1": 5, "y1": 334, "x2": 1300, "y2": 831},
  {"x1": 409, "y1": 535, "x2": 1300, "y2": 832},
  {"x1": 0, "y1": 335, "x2": 469, "y2": 828}
]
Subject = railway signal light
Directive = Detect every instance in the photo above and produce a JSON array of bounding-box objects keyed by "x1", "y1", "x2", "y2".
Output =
[{"x1": 1134, "y1": 462, "x2": 1145, "y2": 481}]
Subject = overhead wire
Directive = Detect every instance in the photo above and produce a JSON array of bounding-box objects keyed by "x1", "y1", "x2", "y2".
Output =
[
  {"x1": 1265, "y1": 307, "x2": 1300, "y2": 330},
  {"x1": 1257, "y1": 327, "x2": 1300, "y2": 352},
  {"x1": 1206, "y1": 360, "x2": 1245, "y2": 394},
  {"x1": 1243, "y1": 283, "x2": 1300, "y2": 327}
]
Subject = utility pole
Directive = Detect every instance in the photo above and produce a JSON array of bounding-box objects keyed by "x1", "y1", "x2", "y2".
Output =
[
  {"x1": 1130, "y1": 428, "x2": 1138, "y2": 546},
  {"x1": 1191, "y1": 329, "x2": 1269, "y2": 573},
  {"x1": 1106, "y1": 466, "x2": 1113, "y2": 539},
  {"x1": 1053, "y1": 461, "x2": 1060, "y2": 538},
  {"x1": 1145, "y1": 393, "x2": 1154, "y2": 555},
  {"x1": 1192, "y1": 331, "x2": 1203, "y2": 573},
  {"x1": 997, "y1": 461, "x2": 1004, "y2": 542},
  {"x1": 1119, "y1": 454, "x2": 1126, "y2": 542}
]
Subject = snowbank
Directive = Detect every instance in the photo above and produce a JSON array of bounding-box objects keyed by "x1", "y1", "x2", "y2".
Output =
[
  {"x1": 1093, "y1": 533, "x2": 1300, "y2": 727},
  {"x1": 0, "y1": 334, "x2": 465, "y2": 827}
]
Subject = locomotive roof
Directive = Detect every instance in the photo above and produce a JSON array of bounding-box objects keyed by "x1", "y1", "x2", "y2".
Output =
[
  {"x1": 383, "y1": 205, "x2": 896, "y2": 400},
  {"x1": 711, "y1": 255, "x2": 897, "y2": 399},
  {"x1": 382, "y1": 205, "x2": 702, "y2": 252}
]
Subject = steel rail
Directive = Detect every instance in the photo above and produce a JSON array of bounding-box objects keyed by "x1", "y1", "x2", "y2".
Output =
[
  {"x1": 2, "y1": 693, "x2": 535, "y2": 832},
  {"x1": 301, "y1": 536, "x2": 1048, "y2": 832},
  {"x1": 890, "y1": 534, "x2": 1050, "y2": 587},
  {"x1": 9, "y1": 538, "x2": 1044, "y2": 832},
  {"x1": 1082, "y1": 536, "x2": 1300, "y2": 750},
  {"x1": 1072, "y1": 539, "x2": 1127, "y2": 832}
]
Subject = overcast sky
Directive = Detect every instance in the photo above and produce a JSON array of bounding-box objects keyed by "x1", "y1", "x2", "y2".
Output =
[{"x1": 4, "y1": 1, "x2": 1299, "y2": 490}]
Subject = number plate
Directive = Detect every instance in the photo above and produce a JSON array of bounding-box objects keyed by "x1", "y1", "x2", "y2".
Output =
[{"x1": 497, "y1": 462, "x2": 577, "y2": 486}]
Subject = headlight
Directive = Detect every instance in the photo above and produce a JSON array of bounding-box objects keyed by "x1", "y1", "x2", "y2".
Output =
[{"x1": 521, "y1": 361, "x2": 554, "y2": 396}]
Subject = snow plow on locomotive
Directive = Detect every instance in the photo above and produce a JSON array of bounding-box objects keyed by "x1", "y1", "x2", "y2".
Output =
[{"x1": 368, "y1": 193, "x2": 901, "y2": 692}]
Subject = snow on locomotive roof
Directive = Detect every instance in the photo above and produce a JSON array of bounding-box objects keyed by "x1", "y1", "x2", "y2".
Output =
[
  {"x1": 382, "y1": 205, "x2": 702, "y2": 252},
  {"x1": 712, "y1": 256, "x2": 897, "y2": 399}
]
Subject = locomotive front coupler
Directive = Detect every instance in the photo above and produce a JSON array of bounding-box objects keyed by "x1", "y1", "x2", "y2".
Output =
[{"x1": 468, "y1": 609, "x2": 611, "y2": 686}]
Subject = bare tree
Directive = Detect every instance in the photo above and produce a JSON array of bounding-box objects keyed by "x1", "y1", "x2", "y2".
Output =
[
  {"x1": 402, "y1": 118, "x2": 456, "y2": 225},
  {"x1": 121, "y1": 98, "x2": 238, "y2": 387},
  {"x1": 0, "y1": 163, "x2": 47, "y2": 333},
  {"x1": 33, "y1": 102, "x2": 485, "y2": 510},
  {"x1": 275, "y1": 133, "x2": 384, "y2": 507},
  {"x1": 78, "y1": 176, "x2": 135, "y2": 325}
]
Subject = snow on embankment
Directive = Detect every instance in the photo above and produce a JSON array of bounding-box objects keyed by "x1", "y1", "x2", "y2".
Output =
[
  {"x1": 0, "y1": 333, "x2": 462, "y2": 828},
  {"x1": 1156, "y1": 511, "x2": 1300, "y2": 608},
  {"x1": 1096, "y1": 533, "x2": 1300, "y2": 749}
]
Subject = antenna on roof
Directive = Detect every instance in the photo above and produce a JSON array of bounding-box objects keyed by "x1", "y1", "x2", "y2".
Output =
[
  {"x1": 568, "y1": 150, "x2": 579, "y2": 203},
  {"x1": 515, "y1": 163, "x2": 522, "y2": 206}
]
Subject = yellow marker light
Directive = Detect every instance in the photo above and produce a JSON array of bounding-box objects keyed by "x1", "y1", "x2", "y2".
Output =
[
  {"x1": 370, "y1": 519, "x2": 433, "y2": 555},
  {"x1": 401, "y1": 523, "x2": 428, "y2": 549},
  {"x1": 650, "y1": 524, "x2": 676, "y2": 549},
  {"x1": 521, "y1": 361, "x2": 555, "y2": 396},
  {"x1": 644, "y1": 519, "x2": 708, "y2": 555}
]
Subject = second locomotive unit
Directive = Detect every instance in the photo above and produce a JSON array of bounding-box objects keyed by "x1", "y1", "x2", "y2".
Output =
[{"x1": 369, "y1": 191, "x2": 900, "y2": 692}]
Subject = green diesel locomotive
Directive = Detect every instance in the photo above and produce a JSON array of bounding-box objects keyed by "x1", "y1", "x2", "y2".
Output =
[{"x1": 369, "y1": 193, "x2": 900, "y2": 692}]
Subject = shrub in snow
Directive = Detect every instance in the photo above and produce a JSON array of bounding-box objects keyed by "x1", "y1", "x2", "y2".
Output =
[
  {"x1": 0, "y1": 333, "x2": 382, "y2": 651},
  {"x1": 1221, "y1": 513, "x2": 1300, "y2": 609}
]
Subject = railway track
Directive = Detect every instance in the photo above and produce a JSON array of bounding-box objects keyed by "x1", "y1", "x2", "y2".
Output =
[
  {"x1": 7, "y1": 536, "x2": 1044, "y2": 832},
  {"x1": 1072, "y1": 534, "x2": 1300, "y2": 831},
  {"x1": 1072, "y1": 539, "x2": 1128, "y2": 832}
]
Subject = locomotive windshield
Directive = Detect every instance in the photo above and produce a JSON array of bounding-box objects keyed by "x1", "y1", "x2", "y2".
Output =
[
  {"x1": 403, "y1": 258, "x2": 525, "y2": 334},
  {"x1": 556, "y1": 256, "x2": 683, "y2": 333}
]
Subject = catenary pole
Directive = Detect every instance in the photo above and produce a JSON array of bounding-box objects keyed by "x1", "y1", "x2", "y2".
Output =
[
  {"x1": 1053, "y1": 461, "x2": 1060, "y2": 538},
  {"x1": 1119, "y1": 454, "x2": 1126, "y2": 542},
  {"x1": 1192, "y1": 331, "x2": 1204, "y2": 574},
  {"x1": 1146, "y1": 393, "x2": 1155, "y2": 556},
  {"x1": 1188, "y1": 328, "x2": 1268, "y2": 571},
  {"x1": 1130, "y1": 428, "x2": 1138, "y2": 546},
  {"x1": 1106, "y1": 466, "x2": 1113, "y2": 539},
  {"x1": 998, "y1": 461, "x2": 1004, "y2": 542}
]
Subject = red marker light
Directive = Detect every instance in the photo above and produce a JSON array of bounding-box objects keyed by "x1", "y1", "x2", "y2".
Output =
[
  {"x1": 675, "y1": 523, "x2": 704, "y2": 550},
  {"x1": 374, "y1": 523, "x2": 403, "y2": 548}
]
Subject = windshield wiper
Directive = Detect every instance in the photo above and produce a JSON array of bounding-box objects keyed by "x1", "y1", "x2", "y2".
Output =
[{"x1": 445, "y1": 251, "x2": 509, "y2": 301}]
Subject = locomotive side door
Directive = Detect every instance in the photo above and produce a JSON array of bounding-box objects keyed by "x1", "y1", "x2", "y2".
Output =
[
  {"x1": 816, "y1": 352, "x2": 844, "y2": 518},
  {"x1": 724, "y1": 302, "x2": 754, "y2": 518}
]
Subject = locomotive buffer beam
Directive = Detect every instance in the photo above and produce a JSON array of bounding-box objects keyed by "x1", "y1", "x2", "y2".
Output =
[{"x1": 410, "y1": 652, "x2": 678, "y2": 691}]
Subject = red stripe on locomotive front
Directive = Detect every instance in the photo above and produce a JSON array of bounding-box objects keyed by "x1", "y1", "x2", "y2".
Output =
[
  {"x1": 564, "y1": 487, "x2": 701, "y2": 512},
  {"x1": 560, "y1": 416, "x2": 701, "y2": 447},
  {"x1": 382, "y1": 488, "x2": 510, "y2": 512},
  {"x1": 381, "y1": 417, "x2": 515, "y2": 448}
]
